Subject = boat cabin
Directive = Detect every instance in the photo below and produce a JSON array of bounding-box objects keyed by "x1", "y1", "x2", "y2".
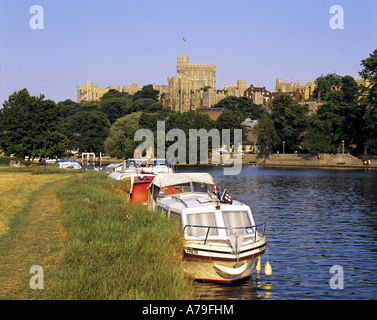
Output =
[{"x1": 148, "y1": 173, "x2": 258, "y2": 241}]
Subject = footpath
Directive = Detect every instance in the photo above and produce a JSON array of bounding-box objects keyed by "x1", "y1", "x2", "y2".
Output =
[{"x1": 0, "y1": 179, "x2": 68, "y2": 299}]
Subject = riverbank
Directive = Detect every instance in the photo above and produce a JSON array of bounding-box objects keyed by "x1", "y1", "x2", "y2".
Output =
[
  {"x1": 209, "y1": 153, "x2": 377, "y2": 169},
  {"x1": 255, "y1": 153, "x2": 377, "y2": 169},
  {"x1": 0, "y1": 168, "x2": 195, "y2": 299}
]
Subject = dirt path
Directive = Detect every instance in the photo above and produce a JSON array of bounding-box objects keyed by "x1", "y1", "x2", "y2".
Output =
[{"x1": 0, "y1": 178, "x2": 69, "y2": 299}]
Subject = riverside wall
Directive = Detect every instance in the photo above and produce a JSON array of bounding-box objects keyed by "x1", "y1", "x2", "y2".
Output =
[
  {"x1": 243, "y1": 153, "x2": 377, "y2": 169},
  {"x1": 73, "y1": 153, "x2": 377, "y2": 169}
]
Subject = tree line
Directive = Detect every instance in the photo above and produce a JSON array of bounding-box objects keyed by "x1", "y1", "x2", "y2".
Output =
[
  {"x1": 257, "y1": 49, "x2": 377, "y2": 156},
  {"x1": 0, "y1": 84, "x2": 261, "y2": 161},
  {"x1": 1, "y1": 49, "x2": 376, "y2": 161}
]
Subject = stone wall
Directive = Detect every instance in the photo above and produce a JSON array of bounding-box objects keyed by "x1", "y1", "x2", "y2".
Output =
[{"x1": 262, "y1": 153, "x2": 366, "y2": 167}]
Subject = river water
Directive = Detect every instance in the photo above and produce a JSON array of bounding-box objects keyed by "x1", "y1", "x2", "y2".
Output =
[{"x1": 177, "y1": 165, "x2": 377, "y2": 300}]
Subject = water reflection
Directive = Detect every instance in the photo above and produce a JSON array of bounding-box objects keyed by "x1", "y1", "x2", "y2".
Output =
[{"x1": 179, "y1": 165, "x2": 377, "y2": 300}]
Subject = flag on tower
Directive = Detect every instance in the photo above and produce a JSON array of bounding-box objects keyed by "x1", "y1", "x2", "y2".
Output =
[{"x1": 183, "y1": 37, "x2": 187, "y2": 42}]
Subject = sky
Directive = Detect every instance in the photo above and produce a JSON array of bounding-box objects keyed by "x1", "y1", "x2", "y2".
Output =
[{"x1": 0, "y1": 0, "x2": 377, "y2": 105}]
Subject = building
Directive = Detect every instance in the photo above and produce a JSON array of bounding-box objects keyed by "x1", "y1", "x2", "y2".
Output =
[
  {"x1": 244, "y1": 84, "x2": 277, "y2": 105},
  {"x1": 77, "y1": 55, "x2": 247, "y2": 110},
  {"x1": 274, "y1": 78, "x2": 316, "y2": 100}
]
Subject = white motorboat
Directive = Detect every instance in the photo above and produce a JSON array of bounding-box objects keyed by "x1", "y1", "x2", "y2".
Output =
[
  {"x1": 146, "y1": 172, "x2": 267, "y2": 283},
  {"x1": 118, "y1": 158, "x2": 174, "y2": 174},
  {"x1": 54, "y1": 159, "x2": 82, "y2": 170}
]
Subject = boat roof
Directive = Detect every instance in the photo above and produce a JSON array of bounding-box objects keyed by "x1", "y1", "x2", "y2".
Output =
[
  {"x1": 108, "y1": 171, "x2": 155, "y2": 180},
  {"x1": 106, "y1": 163, "x2": 123, "y2": 168},
  {"x1": 56, "y1": 159, "x2": 80, "y2": 163},
  {"x1": 151, "y1": 173, "x2": 215, "y2": 188},
  {"x1": 126, "y1": 158, "x2": 167, "y2": 161}
]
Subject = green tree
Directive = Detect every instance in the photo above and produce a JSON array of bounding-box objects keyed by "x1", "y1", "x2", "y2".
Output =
[
  {"x1": 128, "y1": 98, "x2": 163, "y2": 114},
  {"x1": 302, "y1": 74, "x2": 367, "y2": 155},
  {"x1": 212, "y1": 96, "x2": 264, "y2": 119},
  {"x1": 269, "y1": 93, "x2": 309, "y2": 153},
  {"x1": 256, "y1": 113, "x2": 279, "y2": 155},
  {"x1": 58, "y1": 99, "x2": 79, "y2": 118},
  {"x1": 312, "y1": 73, "x2": 343, "y2": 100},
  {"x1": 65, "y1": 110, "x2": 110, "y2": 153},
  {"x1": 132, "y1": 84, "x2": 160, "y2": 101},
  {"x1": 104, "y1": 112, "x2": 143, "y2": 159},
  {"x1": 301, "y1": 102, "x2": 344, "y2": 153},
  {"x1": 0, "y1": 89, "x2": 68, "y2": 160},
  {"x1": 100, "y1": 97, "x2": 132, "y2": 124},
  {"x1": 359, "y1": 49, "x2": 377, "y2": 154}
]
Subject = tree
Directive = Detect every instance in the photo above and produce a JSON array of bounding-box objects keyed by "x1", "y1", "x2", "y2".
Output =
[
  {"x1": 359, "y1": 49, "x2": 377, "y2": 154},
  {"x1": 0, "y1": 89, "x2": 68, "y2": 160},
  {"x1": 212, "y1": 96, "x2": 264, "y2": 119},
  {"x1": 65, "y1": 110, "x2": 110, "y2": 153},
  {"x1": 256, "y1": 113, "x2": 279, "y2": 155},
  {"x1": 132, "y1": 84, "x2": 160, "y2": 101},
  {"x1": 341, "y1": 75, "x2": 359, "y2": 103},
  {"x1": 100, "y1": 97, "x2": 132, "y2": 124},
  {"x1": 58, "y1": 99, "x2": 79, "y2": 118},
  {"x1": 301, "y1": 102, "x2": 344, "y2": 153},
  {"x1": 128, "y1": 98, "x2": 163, "y2": 114},
  {"x1": 301, "y1": 78, "x2": 367, "y2": 155},
  {"x1": 312, "y1": 74, "x2": 343, "y2": 100},
  {"x1": 101, "y1": 89, "x2": 130, "y2": 101},
  {"x1": 104, "y1": 112, "x2": 143, "y2": 159},
  {"x1": 269, "y1": 93, "x2": 309, "y2": 153}
]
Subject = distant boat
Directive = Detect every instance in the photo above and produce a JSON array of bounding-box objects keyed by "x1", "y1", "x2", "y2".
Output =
[
  {"x1": 106, "y1": 158, "x2": 174, "y2": 175},
  {"x1": 54, "y1": 159, "x2": 82, "y2": 170},
  {"x1": 144, "y1": 172, "x2": 267, "y2": 283}
]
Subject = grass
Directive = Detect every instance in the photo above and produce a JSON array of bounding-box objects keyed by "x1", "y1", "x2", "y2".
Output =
[
  {"x1": 0, "y1": 169, "x2": 72, "y2": 234},
  {"x1": 0, "y1": 168, "x2": 196, "y2": 300}
]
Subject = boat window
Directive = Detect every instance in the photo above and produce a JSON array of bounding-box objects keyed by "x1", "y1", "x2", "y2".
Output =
[
  {"x1": 180, "y1": 183, "x2": 191, "y2": 193},
  {"x1": 170, "y1": 211, "x2": 182, "y2": 225},
  {"x1": 192, "y1": 183, "x2": 208, "y2": 193},
  {"x1": 187, "y1": 212, "x2": 217, "y2": 237},
  {"x1": 223, "y1": 211, "x2": 251, "y2": 235},
  {"x1": 157, "y1": 159, "x2": 168, "y2": 166}
]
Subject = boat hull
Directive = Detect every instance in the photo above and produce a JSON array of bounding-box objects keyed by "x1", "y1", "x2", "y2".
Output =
[
  {"x1": 182, "y1": 244, "x2": 265, "y2": 283},
  {"x1": 182, "y1": 256, "x2": 259, "y2": 283}
]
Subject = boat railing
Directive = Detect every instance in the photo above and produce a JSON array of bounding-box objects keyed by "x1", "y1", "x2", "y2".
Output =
[{"x1": 183, "y1": 222, "x2": 266, "y2": 245}]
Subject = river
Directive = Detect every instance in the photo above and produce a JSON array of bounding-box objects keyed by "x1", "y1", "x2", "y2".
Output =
[{"x1": 177, "y1": 165, "x2": 377, "y2": 300}]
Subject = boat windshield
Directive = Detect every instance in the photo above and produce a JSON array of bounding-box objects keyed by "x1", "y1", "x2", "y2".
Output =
[
  {"x1": 192, "y1": 182, "x2": 208, "y2": 193},
  {"x1": 186, "y1": 212, "x2": 217, "y2": 236},
  {"x1": 148, "y1": 159, "x2": 168, "y2": 166},
  {"x1": 223, "y1": 211, "x2": 252, "y2": 235},
  {"x1": 157, "y1": 159, "x2": 168, "y2": 166}
]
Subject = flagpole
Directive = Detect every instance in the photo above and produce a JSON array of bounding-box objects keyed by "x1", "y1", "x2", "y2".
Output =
[{"x1": 183, "y1": 38, "x2": 184, "y2": 56}]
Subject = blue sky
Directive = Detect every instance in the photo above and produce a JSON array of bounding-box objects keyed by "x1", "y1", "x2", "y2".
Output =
[{"x1": 0, "y1": 0, "x2": 376, "y2": 105}]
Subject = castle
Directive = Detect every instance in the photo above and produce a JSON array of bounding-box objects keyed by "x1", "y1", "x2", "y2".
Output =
[
  {"x1": 77, "y1": 55, "x2": 247, "y2": 111},
  {"x1": 77, "y1": 55, "x2": 369, "y2": 112}
]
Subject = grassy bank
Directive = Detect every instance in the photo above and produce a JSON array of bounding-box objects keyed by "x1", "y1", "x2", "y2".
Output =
[
  {"x1": 0, "y1": 169, "x2": 72, "y2": 235},
  {"x1": 47, "y1": 172, "x2": 195, "y2": 299},
  {"x1": 0, "y1": 169, "x2": 195, "y2": 299}
]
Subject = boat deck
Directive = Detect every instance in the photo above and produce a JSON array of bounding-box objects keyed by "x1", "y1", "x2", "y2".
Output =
[{"x1": 157, "y1": 192, "x2": 245, "y2": 212}]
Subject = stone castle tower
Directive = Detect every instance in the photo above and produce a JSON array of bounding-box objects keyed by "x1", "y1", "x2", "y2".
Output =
[
  {"x1": 76, "y1": 55, "x2": 247, "y2": 110},
  {"x1": 163, "y1": 56, "x2": 217, "y2": 111}
]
